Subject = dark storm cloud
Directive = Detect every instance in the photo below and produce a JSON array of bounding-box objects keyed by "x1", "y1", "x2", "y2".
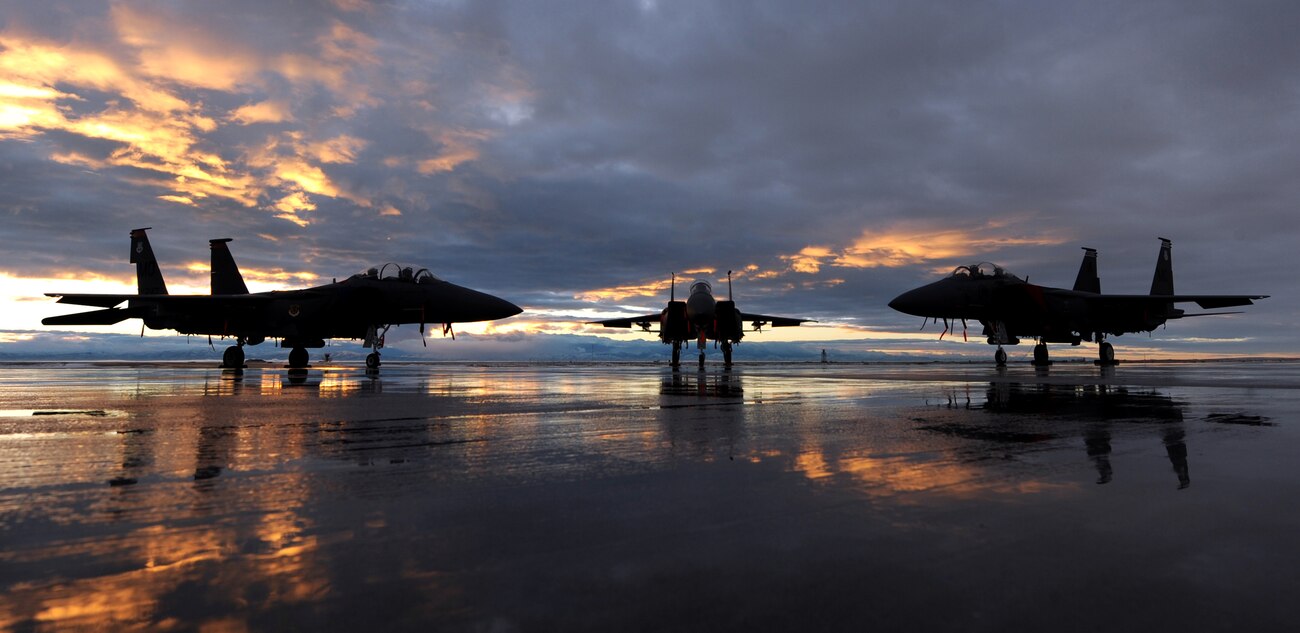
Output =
[
  {"x1": 2, "y1": 0, "x2": 1296, "y2": 356},
  {"x1": 466, "y1": 0, "x2": 1297, "y2": 316}
]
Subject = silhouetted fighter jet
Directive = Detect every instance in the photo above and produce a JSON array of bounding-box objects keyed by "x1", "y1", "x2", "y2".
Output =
[
  {"x1": 44, "y1": 228, "x2": 521, "y2": 369},
  {"x1": 888, "y1": 238, "x2": 1268, "y2": 366},
  {"x1": 590, "y1": 272, "x2": 813, "y2": 370}
]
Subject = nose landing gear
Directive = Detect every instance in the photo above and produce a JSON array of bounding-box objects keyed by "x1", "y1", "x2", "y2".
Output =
[{"x1": 364, "y1": 324, "x2": 390, "y2": 371}]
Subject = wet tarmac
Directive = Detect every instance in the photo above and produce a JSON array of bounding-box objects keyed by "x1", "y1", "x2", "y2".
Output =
[{"x1": 2, "y1": 360, "x2": 1298, "y2": 631}]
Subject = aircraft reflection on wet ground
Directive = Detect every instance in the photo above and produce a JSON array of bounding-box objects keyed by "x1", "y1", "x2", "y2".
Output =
[
  {"x1": 660, "y1": 370, "x2": 744, "y2": 398},
  {"x1": 1, "y1": 361, "x2": 1298, "y2": 631},
  {"x1": 917, "y1": 382, "x2": 1205, "y2": 488}
]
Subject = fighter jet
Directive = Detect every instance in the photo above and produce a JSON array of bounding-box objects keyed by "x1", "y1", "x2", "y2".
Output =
[
  {"x1": 43, "y1": 228, "x2": 522, "y2": 369},
  {"x1": 590, "y1": 272, "x2": 813, "y2": 370},
  {"x1": 888, "y1": 238, "x2": 1268, "y2": 366}
]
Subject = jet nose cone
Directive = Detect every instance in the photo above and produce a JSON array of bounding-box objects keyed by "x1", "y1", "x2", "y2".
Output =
[
  {"x1": 888, "y1": 287, "x2": 928, "y2": 317},
  {"x1": 491, "y1": 295, "x2": 524, "y2": 320},
  {"x1": 436, "y1": 283, "x2": 523, "y2": 322},
  {"x1": 468, "y1": 290, "x2": 522, "y2": 321}
]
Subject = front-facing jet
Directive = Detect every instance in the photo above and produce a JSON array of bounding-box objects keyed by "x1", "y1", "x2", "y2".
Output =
[{"x1": 590, "y1": 271, "x2": 813, "y2": 370}]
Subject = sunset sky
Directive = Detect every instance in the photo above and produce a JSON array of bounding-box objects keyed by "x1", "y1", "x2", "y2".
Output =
[{"x1": 2, "y1": 0, "x2": 1296, "y2": 361}]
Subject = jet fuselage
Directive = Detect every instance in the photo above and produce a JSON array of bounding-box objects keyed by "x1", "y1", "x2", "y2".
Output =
[
  {"x1": 887, "y1": 241, "x2": 1267, "y2": 365},
  {"x1": 132, "y1": 274, "x2": 521, "y2": 344},
  {"x1": 889, "y1": 269, "x2": 1170, "y2": 344}
]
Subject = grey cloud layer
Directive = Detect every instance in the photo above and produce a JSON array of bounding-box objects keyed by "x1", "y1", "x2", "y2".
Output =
[{"x1": 1, "y1": 0, "x2": 1295, "y2": 351}]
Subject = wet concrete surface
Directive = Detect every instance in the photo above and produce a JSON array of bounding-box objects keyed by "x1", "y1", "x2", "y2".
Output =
[{"x1": 1, "y1": 361, "x2": 1298, "y2": 631}]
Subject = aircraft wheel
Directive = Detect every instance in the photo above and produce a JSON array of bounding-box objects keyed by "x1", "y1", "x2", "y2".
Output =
[
  {"x1": 698, "y1": 352, "x2": 706, "y2": 371},
  {"x1": 671, "y1": 343, "x2": 681, "y2": 367},
  {"x1": 222, "y1": 346, "x2": 244, "y2": 368},
  {"x1": 1032, "y1": 343, "x2": 1050, "y2": 366},
  {"x1": 994, "y1": 348, "x2": 1007, "y2": 366},
  {"x1": 365, "y1": 352, "x2": 381, "y2": 369},
  {"x1": 722, "y1": 342, "x2": 733, "y2": 367},
  {"x1": 1099, "y1": 342, "x2": 1115, "y2": 364},
  {"x1": 288, "y1": 347, "x2": 309, "y2": 368}
]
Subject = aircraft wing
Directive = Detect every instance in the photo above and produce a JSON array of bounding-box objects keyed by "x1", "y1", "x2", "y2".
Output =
[
  {"x1": 42, "y1": 291, "x2": 332, "y2": 327},
  {"x1": 739, "y1": 312, "x2": 815, "y2": 328},
  {"x1": 47, "y1": 291, "x2": 328, "y2": 307},
  {"x1": 1085, "y1": 294, "x2": 1269, "y2": 310},
  {"x1": 46, "y1": 293, "x2": 141, "y2": 308},
  {"x1": 42, "y1": 306, "x2": 151, "y2": 326},
  {"x1": 589, "y1": 314, "x2": 661, "y2": 329}
]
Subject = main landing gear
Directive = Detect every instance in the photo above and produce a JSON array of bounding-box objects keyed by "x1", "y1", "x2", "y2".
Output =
[
  {"x1": 288, "y1": 347, "x2": 309, "y2": 369},
  {"x1": 994, "y1": 346, "x2": 1008, "y2": 367},
  {"x1": 1096, "y1": 340, "x2": 1117, "y2": 366},
  {"x1": 222, "y1": 343, "x2": 245, "y2": 369},
  {"x1": 1032, "y1": 342, "x2": 1051, "y2": 366},
  {"x1": 671, "y1": 339, "x2": 734, "y2": 371},
  {"x1": 221, "y1": 336, "x2": 262, "y2": 369}
]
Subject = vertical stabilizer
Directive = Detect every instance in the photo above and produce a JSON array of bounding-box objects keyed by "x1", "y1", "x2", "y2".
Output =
[
  {"x1": 129, "y1": 228, "x2": 168, "y2": 295},
  {"x1": 1073, "y1": 247, "x2": 1100, "y2": 293},
  {"x1": 1150, "y1": 238, "x2": 1174, "y2": 295},
  {"x1": 209, "y1": 239, "x2": 249, "y2": 295}
]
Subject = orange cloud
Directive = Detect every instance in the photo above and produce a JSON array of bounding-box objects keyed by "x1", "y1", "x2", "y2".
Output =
[
  {"x1": 231, "y1": 101, "x2": 292, "y2": 125},
  {"x1": 783, "y1": 246, "x2": 834, "y2": 273},
  {"x1": 0, "y1": 4, "x2": 518, "y2": 227},
  {"x1": 181, "y1": 262, "x2": 319, "y2": 290},
  {"x1": 781, "y1": 220, "x2": 1068, "y2": 273},
  {"x1": 417, "y1": 129, "x2": 489, "y2": 174},
  {"x1": 575, "y1": 277, "x2": 674, "y2": 302},
  {"x1": 112, "y1": 4, "x2": 260, "y2": 91}
]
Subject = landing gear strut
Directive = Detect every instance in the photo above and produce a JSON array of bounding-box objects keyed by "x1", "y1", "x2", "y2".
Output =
[
  {"x1": 722, "y1": 341, "x2": 733, "y2": 368},
  {"x1": 671, "y1": 341, "x2": 682, "y2": 369}
]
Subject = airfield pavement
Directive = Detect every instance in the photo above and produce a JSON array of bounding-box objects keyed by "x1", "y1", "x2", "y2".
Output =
[{"x1": 1, "y1": 360, "x2": 1298, "y2": 631}]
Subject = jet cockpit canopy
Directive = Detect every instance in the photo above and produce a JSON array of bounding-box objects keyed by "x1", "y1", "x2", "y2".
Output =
[
  {"x1": 353, "y1": 263, "x2": 443, "y2": 284},
  {"x1": 689, "y1": 280, "x2": 713, "y2": 296},
  {"x1": 950, "y1": 262, "x2": 1021, "y2": 281}
]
